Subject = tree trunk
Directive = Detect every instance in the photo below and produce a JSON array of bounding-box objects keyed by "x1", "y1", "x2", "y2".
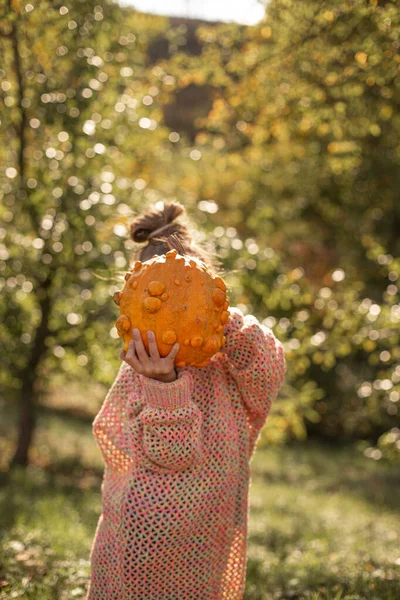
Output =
[
  {"x1": 11, "y1": 377, "x2": 36, "y2": 467},
  {"x1": 11, "y1": 276, "x2": 53, "y2": 468},
  {"x1": 4, "y1": 0, "x2": 49, "y2": 468}
]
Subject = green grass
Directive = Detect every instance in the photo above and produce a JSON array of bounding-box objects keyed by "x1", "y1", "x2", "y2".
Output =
[
  {"x1": 0, "y1": 405, "x2": 399, "y2": 599},
  {"x1": 245, "y1": 443, "x2": 400, "y2": 599}
]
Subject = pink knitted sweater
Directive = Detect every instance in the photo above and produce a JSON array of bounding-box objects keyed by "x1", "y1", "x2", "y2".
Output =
[{"x1": 87, "y1": 307, "x2": 286, "y2": 600}]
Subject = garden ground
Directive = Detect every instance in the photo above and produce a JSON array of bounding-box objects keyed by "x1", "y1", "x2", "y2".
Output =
[{"x1": 0, "y1": 403, "x2": 399, "y2": 599}]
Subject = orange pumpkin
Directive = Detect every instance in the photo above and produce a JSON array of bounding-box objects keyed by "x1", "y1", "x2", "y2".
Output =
[{"x1": 113, "y1": 249, "x2": 230, "y2": 367}]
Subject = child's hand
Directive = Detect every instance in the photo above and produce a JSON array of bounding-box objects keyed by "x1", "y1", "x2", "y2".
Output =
[{"x1": 120, "y1": 329, "x2": 179, "y2": 383}]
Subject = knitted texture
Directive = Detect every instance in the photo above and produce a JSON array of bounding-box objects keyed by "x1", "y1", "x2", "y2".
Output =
[{"x1": 87, "y1": 307, "x2": 286, "y2": 600}]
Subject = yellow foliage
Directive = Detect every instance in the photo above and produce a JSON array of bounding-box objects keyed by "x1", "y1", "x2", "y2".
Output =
[
  {"x1": 293, "y1": 145, "x2": 306, "y2": 158},
  {"x1": 337, "y1": 341, "x2": 352, "y2": 357},
  {"x1": 380, "y1": 105, "x2": 393, "y2": 120},
  {"x1": 361, "y1": 235, "x2": 374, "y2": 248},
  {"x1": 270, "y1": 122, "x2": 283, "y2": 139},
  {"x1": 332, "y1": 124, "x2": 344, "y2": 140},
  {"x1": 312, "y1": 352, "x2": 324, "y2": 364},
  {"x1": 261, "y1": 417, "x2": 289, "y2": 445},
  {"x1": 291, "y1": 418, "x2": 307, "y2": 440},
  {"x1": 195, "y1": 132, "x2": 209, "y2": 145},
  {"x1": 213, "y1": 98, "x2": 226, "y2": 109},
  {"x1": 299, "y1": 118, "x2": 312, "y2": 133},
  {"x1": 323, "y1": 11, "x2": 335, "y2": 22},
  {"x1": 323, "y1": 352, "x2": 336, "y2": 369},
  {"x1": 328, "y1": 141, "x2": 359, "y2": 154},
  {"x1": 228, "y1": 153, "x2": 242, "y2": 167},
  {"x1": 229, "y1": 96, "x2": 242, "y2": 107},
  {"x1": 369, "y1": 124, "x2": 381, "y2": 136},
  {"x1": 252, "y1": 128, "x2": 270, "y2": 144},
  {"x1": 295, "y1": 358, "x2": 310, "y2": 374},
  {"x1": 356, "y1": 52, "x2": 368, "y2": 66},
  {"x1": 325, "y1": 73, "x2": 338, "y2": 86},
  {"x1": 179, "y1": 74, "x2": 193, "y2": 87},
  {"x1": 249, "y1": 79, "x2": 259, "y2": 91},
  {"x1": 261, "y1": 26, "x2": 272, "y2": 40},
  {"x1": 363, "y1": 340, "x2": 376, "y2": 352},
  {"x1": 192, "y1": 72, "x2": 205, "y2": 85},
  {"x1": 317, "y1": 123, "x2": 331, "y2": 136}
]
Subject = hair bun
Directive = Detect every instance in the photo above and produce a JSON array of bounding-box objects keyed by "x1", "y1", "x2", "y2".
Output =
[
  {"x1": 132, "y1": 227, "x2": 152, "y2": 243},
  {"x1": 130, "y1": 201, "x2": 186, "y2": 243}
]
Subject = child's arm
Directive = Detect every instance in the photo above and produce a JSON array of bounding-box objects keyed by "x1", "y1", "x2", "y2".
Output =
[
  {"x1": 221, "y1": 306, "x2": 286, "y2": 429},
  {"x1": 137, "y1": 369, "x2": 204, "y2": 473},
  {"x1": 93, "y1": 361, "x2": 138, "y2": 473},
  {"x1": 93, "y1": 364, "x2": 203, "y2": 474}
]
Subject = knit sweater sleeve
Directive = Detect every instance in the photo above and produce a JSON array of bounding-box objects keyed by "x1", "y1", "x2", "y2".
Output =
[
  {"x1": 221, "y1": 306, "x2": 286, "y2": 427},
  {"x1": 93, "y1": 361, "x2": 137, "y2": 473},
  {"x1": 137, "y1": 370, "x2": 203, "y2": 473}
]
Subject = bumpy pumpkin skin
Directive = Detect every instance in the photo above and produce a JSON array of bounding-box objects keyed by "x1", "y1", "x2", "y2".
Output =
[{"x1": 114, "y1": 249, "x2": 230, "y2": 367}]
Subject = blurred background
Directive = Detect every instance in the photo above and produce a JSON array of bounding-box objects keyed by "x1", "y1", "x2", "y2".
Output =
[{"x1": 0, "y1": 0, "x2": 399, "y2": 598}]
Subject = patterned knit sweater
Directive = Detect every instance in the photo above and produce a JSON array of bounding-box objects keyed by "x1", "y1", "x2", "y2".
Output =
[{"x1": 87, "y1": 307, "x2": 286, "y2": 600}]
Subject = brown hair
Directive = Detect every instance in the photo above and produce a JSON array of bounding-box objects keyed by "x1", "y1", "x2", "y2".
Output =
[{"x1": 129, "y1": 201, "x2": 222, "y2": 274}]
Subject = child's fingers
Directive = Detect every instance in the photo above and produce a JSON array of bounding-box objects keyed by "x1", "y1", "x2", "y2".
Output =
[
  {"x1": 132, "y1": 329, "x2": 150, "y2": 366},
  {"x1": 124, "y1": 340, "x2": 143, "y2": 372},
  {"x1": 167, "y1": 343, "x2": 180, "y2": 362},
  {"x1": 147, "y1": 330, "x2": 160, "y2": 361},
  {"x1": 125, "y1": 340, "x2": 136, "y2": 361}
]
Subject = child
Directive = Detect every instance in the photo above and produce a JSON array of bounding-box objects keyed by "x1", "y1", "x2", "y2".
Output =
[{"x1": 87, "y1": 202, "x2": 286, "y2": 600}]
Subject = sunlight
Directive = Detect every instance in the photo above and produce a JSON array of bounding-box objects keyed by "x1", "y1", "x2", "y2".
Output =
[{"x1": 117, "y1": 0, "x2": 267, "y2": 25}]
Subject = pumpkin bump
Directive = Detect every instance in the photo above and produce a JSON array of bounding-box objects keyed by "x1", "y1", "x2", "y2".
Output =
[{"x1": 113, "y1": 249, "x2": 230, "y2": 367}]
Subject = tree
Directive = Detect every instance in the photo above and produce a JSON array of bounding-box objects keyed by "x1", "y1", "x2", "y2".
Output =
[
  {"x1": 146, "y1": 0, "x2": 400, "y2": 454},
  {"x1": 0, "y1": 0, "x2": 171, "y2": 466}
]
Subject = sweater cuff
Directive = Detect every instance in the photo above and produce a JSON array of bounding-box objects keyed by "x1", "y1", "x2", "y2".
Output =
[
  {"x1": 222, "y1": 330, "x2": 258, "y2": 371},
  {"x1": 140, "y1": 371, "x2": 194, "y2": 410}
]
